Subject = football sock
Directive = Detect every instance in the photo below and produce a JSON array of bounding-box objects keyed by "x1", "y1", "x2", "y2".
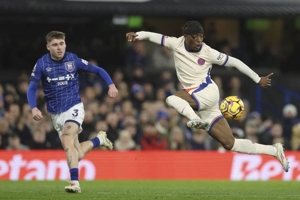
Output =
[
  {"x1": 90, "y1": 137, "x2": 101, "y2": 148},
  {"x1": 70, "y1": 168, "x2": 79, "y2": 181},
  {"x1": 231, "y1": 139, "x2": 277, "y2": 156},
  {"x1": 166, "y1": 95, "x2": 200, "y2": 120}
]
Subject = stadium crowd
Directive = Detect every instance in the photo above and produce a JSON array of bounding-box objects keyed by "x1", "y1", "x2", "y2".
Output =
[{"x1": 1, "y1": 39, "x2": 300, "y2": 152}]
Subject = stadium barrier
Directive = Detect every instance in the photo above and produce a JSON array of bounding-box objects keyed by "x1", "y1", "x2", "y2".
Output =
[{"x1": 0, "y1": 151, "x2": 299, "y2": 181}]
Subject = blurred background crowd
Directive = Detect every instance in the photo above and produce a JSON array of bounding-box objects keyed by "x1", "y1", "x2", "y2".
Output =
[
  {"x1": 1, "y1": 0, "x2": 300, "y2": 152},
  {"x1": 1, "y1": 56, "x2": 300, "y2": 152}
]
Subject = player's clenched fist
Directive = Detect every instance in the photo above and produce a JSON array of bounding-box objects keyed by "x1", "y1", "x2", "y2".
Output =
[
  {"x1": 108, "y1": 84, "x2": 118, "y2": 98},
  {"x1": 126, "y1": 32, "x2": 138, "y2": 42},
  {"x1": 31, "y1": 107, "x2": 43, "y2": 121}
]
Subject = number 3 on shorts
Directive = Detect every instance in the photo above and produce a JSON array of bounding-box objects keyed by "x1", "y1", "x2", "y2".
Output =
[{"x1": 72, "y1": 109, "x2": 79, "y2": 117}]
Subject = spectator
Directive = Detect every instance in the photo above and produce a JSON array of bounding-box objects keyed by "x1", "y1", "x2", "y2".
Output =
[
  {"x1": 114, "y1": 130, "x2": 136, "y2": 151},
  {"x1": 29, "y1": 129, "x2": 51, "y2": 149},
  {"x1": 169, "y1": 126, "x2": 188, "y2": 150},
  {"x1": 269, "y1": 122, "x2": 289, "y2": 149},
  {"x1": 227, "y1": 76, "x2": 243, "y2": 98},
  {"x1": 159, "y1": 70, "x2": 176, "y2": 97},
  {"x1": 0, "y1": 117, "x2": 11, "y2": 148},
  {"x1": 16, "y1": 74, "x2": 30, "y2": 107},
  {"x1": 143, "y1": 81, "x2": 155, "y2": 101},
  {"x1": 123, "y1": 115, "x2": 143, "y2": 149},
  {"x1": 168, "y1": 108, "x2": 180, "y2": 129},
  {"x1": 95, "y1": 120, "x2": 109, "y2": 133},
  {"x1": 112, "y1": 69, "x2": 124, "y2": 87},
  {"x1": 151, "y1": 46, "x2": 174, "y2": 69},
  {"x1": 155, "y1": 110, "x2": 170, "y2": 136},
  {"x1": 106, "y1": 112, "x2": 120, "y2": 144},
  {"x1": 79, "y1": 110, "x2": 96, "y2": 142},
  {"x1": 126, "y1": 41, "x2": 150, "y2": 70},
  {"x1": 190, "y1": 129, "x2": 207, "y2": 150},
  {"x1": 117, "y1": 82, "x2": 130, "y2": 100},
  {"x1": 141, "y1": 122, "x2": 167, "y2": 150},
  {"x1": 291, "y1": 123, "x2": 300, "y2": 150},
  {"x1": 6, "y1": 133, "x2": 29, "y2": 150},
  {"x1": 131, "y1": 84, "x2": 145, "y2": 110},
  {"x1": 282, "y1": 104, "x2": 300, "y2": 142}
]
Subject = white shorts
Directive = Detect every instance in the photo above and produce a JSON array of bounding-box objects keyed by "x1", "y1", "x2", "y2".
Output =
[
  {"x1": 185, "y1": 81, "x2": 224, "y2": 133},
  {"x1": 51, "y1": 102, "x2": 85, "y2": 137}
]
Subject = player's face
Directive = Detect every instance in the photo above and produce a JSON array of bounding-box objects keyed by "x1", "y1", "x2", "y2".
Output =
[
  {"x1": 47, "y1": 38, "x2": 66, "y2": 60},
  {"x1": 185, "y1": 33, "x2": 204, "y2": 51}
]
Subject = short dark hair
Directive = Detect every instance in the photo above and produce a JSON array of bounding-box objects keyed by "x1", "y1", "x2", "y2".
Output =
[
  {"x1": 181, "y1": 21, "x2": 204, "y2": 35},
  {"x1": 46, "y1": 31, "x2": 65, "y2": 44}
]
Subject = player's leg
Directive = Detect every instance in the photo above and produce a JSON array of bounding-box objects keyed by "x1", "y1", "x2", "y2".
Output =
[
  {"x1": 74, "y1": 131, "x2": 113, "y2": 161},
  {"x1": 60, "y1": 121, "x2": 82, "y2": 193},
  {"x1": 166, "y1": 90, "x2": 209, "y2": 129},
  {"x1": 74, "y1": 136, "x2": 86, "y2": 161},
  {"x1": 208, "y1": 117, "x2": 289, "y2": 172}
]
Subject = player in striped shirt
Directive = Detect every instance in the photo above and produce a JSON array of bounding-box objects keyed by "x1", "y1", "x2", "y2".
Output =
[
  {"x1": 126, "y1": 21, "x2": 289, "y2": 172},
  {"x1": 27, "y1": 31, "x2": 118, "y2": 193}
]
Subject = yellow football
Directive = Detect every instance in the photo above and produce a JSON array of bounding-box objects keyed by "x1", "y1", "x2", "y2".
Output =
[{"x1": 220, "y1": 96, "x2": 245, "y2": 120}]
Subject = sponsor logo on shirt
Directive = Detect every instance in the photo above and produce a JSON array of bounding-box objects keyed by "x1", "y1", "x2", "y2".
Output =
[
  {"x1": 65, "y1": 61, "x2": 75, "y2": 72},
  {"x1": 46, "y1": 67, "x2": 52, "y2": 72},
  {"x1": 197, "y1": 58, "x2": 205, "y2": 65},
  {"x1": 217, "y1": 53, "x2": 224, "y2": 61},
  {"x1": 46, "y1": 73, "x2": 75, "y2": 86}
]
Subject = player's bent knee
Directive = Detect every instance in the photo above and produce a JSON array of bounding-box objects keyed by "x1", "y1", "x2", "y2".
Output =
[
  {"x1": 60, "y1": 133, "x2": 73, "y2": 149},
  {"x1": 166, "y1": 95, "x2": 175, "y2": 107}
]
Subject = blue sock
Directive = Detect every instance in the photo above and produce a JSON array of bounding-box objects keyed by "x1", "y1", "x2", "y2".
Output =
[
  {"x1": 70, "y1": 168, "x2": 78, "y2": 181},
  {"x1": 90, "y1": 137, "x2": 100, "y2": 148}
]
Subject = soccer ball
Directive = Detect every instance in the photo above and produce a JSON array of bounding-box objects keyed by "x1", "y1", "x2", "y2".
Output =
[{"x1": 220, "y1": 96, "x2": 245, "y2": 120}]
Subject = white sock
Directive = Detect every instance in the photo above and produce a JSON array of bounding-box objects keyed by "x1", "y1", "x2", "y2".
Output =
[
  {"x1": 70, "y1": 180, "x2": 79, "y2": 185},
  {"x1": 231, "y1": 139, "x2": 277, "y2": 156},
  {"x1": 166, "y1": 95, "x2": 200, "y2": 120}
]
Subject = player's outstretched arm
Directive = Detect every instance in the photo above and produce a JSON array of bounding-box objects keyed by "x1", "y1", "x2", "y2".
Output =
[
  {"x1": 225, "y1": 56, "x2": 272, "y2": 88},
  {"x1": 27, "y1": 81, "x2": 43, "y2": 121},
  {"x1": 126, "y1": 31, "x2": 163, "y2": 45}
]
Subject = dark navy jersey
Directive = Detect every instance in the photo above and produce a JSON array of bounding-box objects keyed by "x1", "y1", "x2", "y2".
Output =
[{"x1": 30, "y1": 52, "x2": 106, "y2": 114}]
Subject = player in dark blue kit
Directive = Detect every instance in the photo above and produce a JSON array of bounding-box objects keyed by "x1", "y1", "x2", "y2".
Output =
[{"x1": 27, "y1": 31, "x2": 118, "y2": 193}]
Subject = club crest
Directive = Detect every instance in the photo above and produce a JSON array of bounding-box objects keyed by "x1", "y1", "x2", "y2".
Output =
[
  {"x1": 197, "y1": 58, "x2": 205, "y2": 66},
  {"x1": 65, "y1": 62, "x2": 75, "y2": 72}
]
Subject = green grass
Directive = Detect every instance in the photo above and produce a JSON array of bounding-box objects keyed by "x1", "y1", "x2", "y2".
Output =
[{"x1": 0, "y1": 180, "x2": 299, "y2": 200}]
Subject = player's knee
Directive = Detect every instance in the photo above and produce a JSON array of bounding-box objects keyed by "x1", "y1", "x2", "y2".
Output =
[
  {"x1": 166, "y1": 95, "x2": 175, "y2": 107},
  {"x1": 60, "y1": 133, "x2": 73, "y2": 149}
]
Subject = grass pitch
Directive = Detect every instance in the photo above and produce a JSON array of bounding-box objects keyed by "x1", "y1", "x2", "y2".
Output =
[{"x1": 0, "y1": 180, "x2": 299, "y2": 200}]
